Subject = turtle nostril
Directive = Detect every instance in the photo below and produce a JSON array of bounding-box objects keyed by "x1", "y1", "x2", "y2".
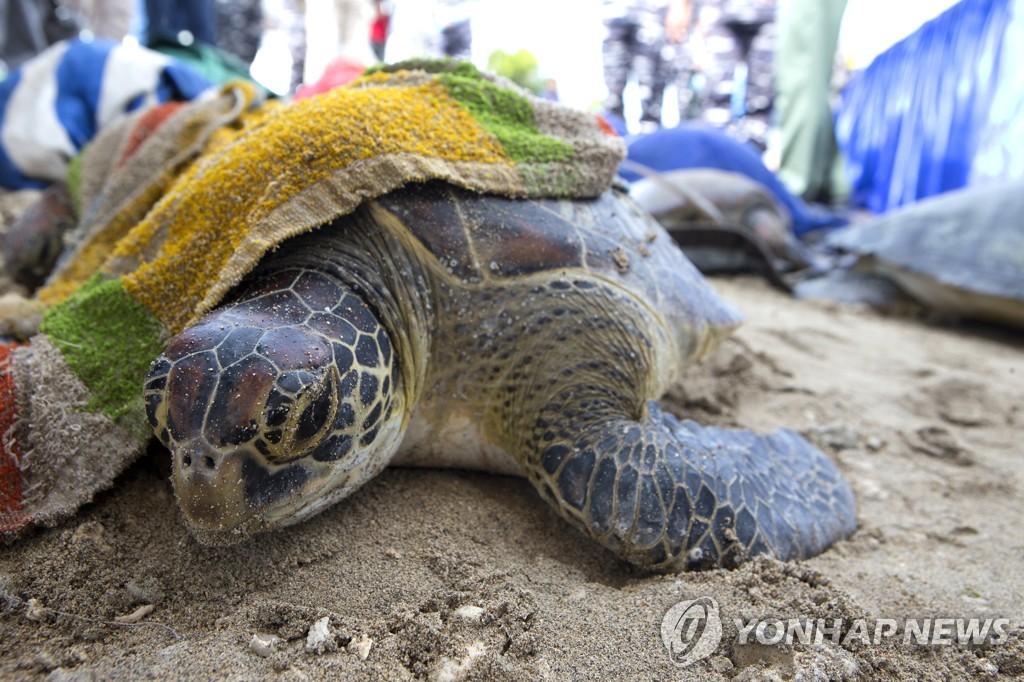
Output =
[{"x1": 178, "y1": 444, "x2": 219, "y2": 473}]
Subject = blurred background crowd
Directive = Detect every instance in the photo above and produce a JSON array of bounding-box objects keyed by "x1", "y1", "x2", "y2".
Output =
[{"x1": 0, "y1": 0, "x2": 1019, "y2": 216}]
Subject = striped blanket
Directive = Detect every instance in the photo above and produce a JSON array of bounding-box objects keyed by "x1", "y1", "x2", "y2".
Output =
[{"x1": 0, "y1": 38, "x2": 211, "y2": 190}]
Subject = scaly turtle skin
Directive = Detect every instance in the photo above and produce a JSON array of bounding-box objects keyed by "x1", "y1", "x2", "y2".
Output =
[{"x1": 144, "y1": 181, "x2": 856, "y2": 570}]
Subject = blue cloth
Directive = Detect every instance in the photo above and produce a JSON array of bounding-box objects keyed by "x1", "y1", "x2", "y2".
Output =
[
  {"x1": 0, "y1": 38, "x2": 211, "y2": 190},
  {"x1": 835, "y1": 0, "x2": 1014, "y2": 213},
  {"x1": 616, "y1": 123, "x2": 848, "y2": 236}
]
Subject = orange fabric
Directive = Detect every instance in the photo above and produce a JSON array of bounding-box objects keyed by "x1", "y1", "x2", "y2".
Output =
[
  {"x1": 117, "y1": 102, "x2": 187, "y2": 168},
  {"x1": 595, "y1": 114, "x2": 620, "y2": 137},
  {"x1": 0, "y1": 342, "x2": 28, "y2": 538}
]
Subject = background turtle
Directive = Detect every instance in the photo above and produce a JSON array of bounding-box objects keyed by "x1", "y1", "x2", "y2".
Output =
[
  {"x1": 627, "y1": 167, "x2": 814, "y2": 290},
  {"x1": 614, "y1": 125, "x2": 849, "y2": 237},
  {"x1": 3, "y1": 182, "x2": 76, "y2": 291},
  {"x1": 142, "y1": 180, "x2": 856, "y2": 570},
  {"x1": 795, "y1": 179, "x2": 1024, "y2": 330}
]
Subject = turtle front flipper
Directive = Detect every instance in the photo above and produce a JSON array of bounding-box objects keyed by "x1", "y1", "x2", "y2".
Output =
[
  {"x1": 516, "y1": 393, "x2": 856, "y2": 570},
  {"x1": 144, "y1": 268, "x2": 405, "y2": 544},
  {"x1": 501, "y1": 289, "x2": 856, "y2": 570}
]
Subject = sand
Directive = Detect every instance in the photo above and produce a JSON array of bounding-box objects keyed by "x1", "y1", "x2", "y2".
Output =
[{"x1": 1, "y1": 272, "x2": 1022, "y2": 680}]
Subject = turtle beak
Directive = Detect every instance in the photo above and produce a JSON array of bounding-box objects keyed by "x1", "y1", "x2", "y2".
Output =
[
  {"x1": 171, "y1": 439, "x2": 254, "y2": 539},
  {"x1": 171, "y1": 438, "x2": 315, "y2": 544}
]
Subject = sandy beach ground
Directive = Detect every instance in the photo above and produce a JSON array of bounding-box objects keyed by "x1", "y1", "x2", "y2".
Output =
[{"x1": 1, "y1": 266, "x2": 1022, "y2": 679}]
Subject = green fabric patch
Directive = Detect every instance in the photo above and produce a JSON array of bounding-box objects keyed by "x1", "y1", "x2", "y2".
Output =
[
  {"x1": 439, "y1": 72, "x2": 574, "y2": 164},
  {"x1": 66, "y1": 152, "x2": 83, "y2": 218},
  {"x1": 367, "y1": 57, "x2": 476, "y2": 76},
  {"x1": 370, "y1": 59, "x2": 574, "y2": 164},
  {"x1": 39, "y1": 274, "x2": 167, "y2": 433}
]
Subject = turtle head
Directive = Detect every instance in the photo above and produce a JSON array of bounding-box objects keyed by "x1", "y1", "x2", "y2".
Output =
[{"x1": 144, "y1": 296, "x2": 403, "y2": 545}]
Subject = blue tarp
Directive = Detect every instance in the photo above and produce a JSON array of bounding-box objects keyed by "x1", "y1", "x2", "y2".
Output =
[{"x1": 836, "y1": 0, "x2": 1017, "y2": 213}]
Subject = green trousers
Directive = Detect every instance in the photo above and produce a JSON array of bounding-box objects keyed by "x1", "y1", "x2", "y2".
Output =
[{"x1": 774, "y1": 0, "x2": 848, "y2": 203}]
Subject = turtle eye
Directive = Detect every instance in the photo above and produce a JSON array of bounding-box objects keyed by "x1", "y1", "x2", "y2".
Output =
[
  {"x1": 257, "y1": 367, "x2": 339, "y2": 463},
  {"x1": 144, "y1": 358, "x2": 172, "y2": 444}
]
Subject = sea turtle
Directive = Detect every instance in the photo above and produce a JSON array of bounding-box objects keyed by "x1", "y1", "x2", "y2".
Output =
[
  {"x1": 614, "y1": 125, "x2": 848, "y2": 236},
  {"x1": 0, "y1": 66, "x2": 856, "y2": 570},
  {"x1": 139, "y1": 179, "x2": 856, "y2": 569},
  {"x1": 3, "y1": 182, "x2": 76, "y2": 291},
  {"x1": 795, "y1": 179, "x2": 1024, "y2": 330},
  {"x1": 627, "y1": 167, "x2": 814, "y2": 289}
]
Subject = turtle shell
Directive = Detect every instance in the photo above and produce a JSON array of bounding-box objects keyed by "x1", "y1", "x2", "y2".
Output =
[
  {"x1": 826, "y1": 180, "x2": 1024, "y2": 327},
  {"x1": 371, "y1": 181, "x2": 742, "y2": 338}
]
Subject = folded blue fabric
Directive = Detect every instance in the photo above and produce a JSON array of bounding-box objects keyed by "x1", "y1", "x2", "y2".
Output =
[
  {"x1": 616, "y1": 123, "x2": 847, "y2": 236},
  {"x1": 0, "y1": 38, "x2": 211, "y2": 190}
]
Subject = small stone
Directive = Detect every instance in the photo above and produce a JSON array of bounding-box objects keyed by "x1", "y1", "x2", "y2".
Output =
[
  {"x1": 709, "y1": 655, "x2": 735, "y2": 675},
  {"x1": 453, "y1": 605, "x2": 486, "y2": 625},
  {"x1": 70, "y1": 521, "x2": 111, "y2": 552},
  {"x1": 33, "y1": 652, "x2": 58, "y2": 672},
  {"x1": 566, "y1": 587, "x2": 587, "y2": 602},
  {"x1": 857, "y1": 478, "x2": 889, "y2": 502},
  {"x1": 611, "y1": 246, "x2": 630, "y2": 272},
  {"x1": 865, "y1": 436, "x2": 885, "y2": 452},
  {"x1": 249, "y1": 633, "x2": 282, "y2": 658},
  {"x1": 959, "y1": 593, "x2": 991, "y2": 612},
  {"x1": 347, "y1": 634, "x2": 373, "y2": 660},
  {"x1": 44, "y1": 666, "x2": 97, "y2": 681},
  {"x1": 974, "y1": 657, "x2": 999, "y2": 677},
  {"x1": 806, "y1": 423, "x2": 860, "y2": 451},
  {"x1": 305, "y1": 616, "x2": 333, "y2": 654},
  {"x1": 931, "y1": 378, "x2": 992, "y2": 427},
  {"x1": 434, "y1": 642, "x2": 488, "y2": 682},
  {"x1": 157, "y1": 641, "x2": 192, "y2": 658},
  {"x1": 25, "y1": 598, "x2": 48, "y2": 622}
]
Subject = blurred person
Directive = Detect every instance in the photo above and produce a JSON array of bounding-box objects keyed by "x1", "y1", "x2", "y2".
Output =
[
  {"x1": 602, "y1": 0, "x2": 690, "y2": 131},
  {"x1": 144, "y1": 0, "x2": 216, "y2": 45},
  {"x1": 213, "y1": 0, "x2": 263, "y2": 65},
  {"x1": 332, "y1": 0, "x2": 375, "y2": 63},
  {"x1": 541, "y1": 77, "x2": 559, "y2": 102},
  {"x1": 432, "y1": 0, "x2": 472, "y2": 59},
  {"x1": 672, "y1": 39, "x2": 701, "y2": 121},
  {"x1": 65, "y1": 0, "x2": 135, "y2": 41},
  {"x1": 144, "y1": 0, "x2": 262, "y2": 86},
  {"x1": 1, "y1": 0, "x2": 80, "y2": 70},
  {"x1": 258, "y1": 0, "x2": 307, "y2": 93},
  {"x1": 282, "y1": 0, "x2": 306, "y2": 92},
  {"x1": 384, "y1": 0, "x2": 473, "y2": 63},
  {"x1": 673, "y1": 0, "x2": 776, "y2": 145},
  {"x1": 369, "y1": 0, "x2": 389, "y2": 61},
  {"x1": 773, "y1": 0, "x2": 847, "y2": 204}
]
